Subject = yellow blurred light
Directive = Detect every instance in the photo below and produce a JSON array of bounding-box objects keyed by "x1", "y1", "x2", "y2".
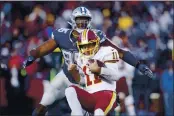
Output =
[
  {"x1": 47, "y1": 13, "x2": 55, "y2": 24},
  {"x1": 118, "y1": 16, "x2": 133, "y2": 31},
  {"x1": 102, "y1": 9, "x2": 111, "y2": 17}
]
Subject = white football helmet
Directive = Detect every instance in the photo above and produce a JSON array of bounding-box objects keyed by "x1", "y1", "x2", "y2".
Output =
[{"x1": 70, "y1": 7, "x2": 92, "y2": 33}]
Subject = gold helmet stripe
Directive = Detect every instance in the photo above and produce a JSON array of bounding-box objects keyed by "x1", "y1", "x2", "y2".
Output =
[
  {"x1": 85, "y1": 29, "x2": 89, "y2": 42},
  {"x1": 81, "y1": 29, "x2": 83, "y2": 41},
  {"x1": 83, "y1": 29, "x2": 87, "y2": 42}
]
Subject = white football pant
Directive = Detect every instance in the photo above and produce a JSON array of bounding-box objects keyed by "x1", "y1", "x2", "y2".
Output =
[{"x1": 40, "y1": 70, "x2": 73, "y2": 106}]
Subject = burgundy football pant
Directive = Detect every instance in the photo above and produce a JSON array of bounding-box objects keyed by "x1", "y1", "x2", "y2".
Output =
[{"x1": 70, "y1": 85, "x2": 117, "y2": 115}]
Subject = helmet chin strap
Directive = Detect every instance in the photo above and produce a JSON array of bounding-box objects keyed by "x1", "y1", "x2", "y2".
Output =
[
  {"x1": 80, "y1": 50, "x2": 96, "y2": 59},
  {"x1": 75, "y1": 24, "x2": 92, "y2": 33}
]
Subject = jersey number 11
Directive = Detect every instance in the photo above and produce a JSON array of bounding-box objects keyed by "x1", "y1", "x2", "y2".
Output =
[{"x1": 83, "y1": 66, "x2": 102, "y2": 86}]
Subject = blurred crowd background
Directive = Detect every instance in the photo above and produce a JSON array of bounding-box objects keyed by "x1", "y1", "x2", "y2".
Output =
[{"x1": 0, "y1": 1, "x2": 173, "y2": 116}]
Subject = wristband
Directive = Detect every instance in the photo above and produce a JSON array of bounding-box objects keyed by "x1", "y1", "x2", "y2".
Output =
[{"x1": 28, "y1": 56, "x2": 35, "y2": 61}]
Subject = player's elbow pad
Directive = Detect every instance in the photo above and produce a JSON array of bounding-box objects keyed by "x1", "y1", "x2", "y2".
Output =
[{"x1": 100, "y1": 63, "x2": 119, "y2": 81}]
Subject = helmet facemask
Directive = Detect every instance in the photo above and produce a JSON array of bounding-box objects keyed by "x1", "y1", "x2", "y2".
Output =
[
  {"x1": 77, "y1": 39, "x2": 99, "y2": 59},
  {"x1": 75, "y1": 17, "x2": 91, "y2": 29},
  {"x1": 71, "y1": 7, "x2": 92, "y2": 33}
]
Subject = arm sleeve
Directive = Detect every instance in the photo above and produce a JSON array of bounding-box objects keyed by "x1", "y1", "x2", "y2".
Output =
[
  {"x1": 122, "y1": 50, "x2": 140, "y2": 68},
  {"x1": 100, "y1": 62, "x2": 120, "y2": 81},
  {"x1": 76, "y1": 57, "x2": 86, "y2": 85},
  {"x1": 76, "y1": 66, "x2": 86, "y2": 85},
  {"x1": 51, "y1": 30, "x2": 60, "y2": 46},
  {"x1": 101, "y1": 39, "x2": 140, "y2": 67},
  {"x1": 100, "y1": 48, "x2": 120, "y2": 81},
  {"x1": 102, "y1": 48, "x2": 119, "y2": 63}
]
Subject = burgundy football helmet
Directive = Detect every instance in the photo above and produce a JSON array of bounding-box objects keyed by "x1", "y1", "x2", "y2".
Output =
[{"x1": 77, "y1": 29, "x2": 99, "y2": 58}]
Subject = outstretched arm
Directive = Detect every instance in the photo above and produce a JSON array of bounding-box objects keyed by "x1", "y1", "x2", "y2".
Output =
[
  {"x1": 23, "y1": 29, "x2": 79, "y2": 68},
  {"x1": 101, "y1": 39, "x2": 153, "y2": 78},
  {"x1": 30, "y1": 39, "x2": 57, "y2": 59},
  {"x1": 23, "y1": 39, "x2": 57, "y2": 68},
  {"x1": 101, "y1": 39, "x2": 139, "y2": 67}
]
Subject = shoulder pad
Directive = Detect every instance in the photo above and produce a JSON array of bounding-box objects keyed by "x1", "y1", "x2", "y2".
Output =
[
  {"x1": 52, "y1": 28, "x2": 71, "y2": 45},
  {"x1": 102, "y1": 47, "x2": 119, "y2": 63},
  {"x1": 52, "y1": 28, "x2": 71, "y2": 38}
]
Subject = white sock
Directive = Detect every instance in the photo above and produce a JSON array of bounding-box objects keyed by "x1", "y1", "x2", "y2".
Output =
[
  {"x1": 127, "y1": 105, "x2": 136, "y2": 116},
  {"x1": 125, "y1": 95, "x2": 136, "y2": 116},
  {"x1": 94, "y1": 108, "x2": 105, "y2": 116},
  {"x1": 65, "y1": 87, "x2": 83, "y2": 115}
]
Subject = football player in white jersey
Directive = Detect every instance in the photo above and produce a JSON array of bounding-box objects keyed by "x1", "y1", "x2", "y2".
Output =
[
  {"x1": 23, "y1": 6, "x2": 153, "y2": 116},
  {"x1": 65, "y1": 29, "x2": 120, "y2": 115}
]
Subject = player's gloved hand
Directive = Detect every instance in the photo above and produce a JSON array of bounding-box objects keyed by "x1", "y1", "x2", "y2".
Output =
[
  {"x1": 23, "y1": 56, "x2": 35, "y2": 68},
  {"x1": 138, "y1": 64, "x2": 154, "y2": 78}
]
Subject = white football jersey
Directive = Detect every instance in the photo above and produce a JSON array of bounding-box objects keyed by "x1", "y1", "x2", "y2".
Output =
[{"x1": 77, "y1": 46, "x2": 119, "y2": 93}]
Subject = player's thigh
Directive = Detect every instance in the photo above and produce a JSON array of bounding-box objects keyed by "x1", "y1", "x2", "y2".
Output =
[
  {"x1": 94, "y1": 91, "x2": 117, "y2": 115},
  {"x1": 42, "y1": 80, "x2": 66, "y2": 100},
  {"x1": 50, "y1": 70, "x2": 72, "y2": 89},
  {"x1": 70, "y1": 85, "x2": 96, "y2": 112}
]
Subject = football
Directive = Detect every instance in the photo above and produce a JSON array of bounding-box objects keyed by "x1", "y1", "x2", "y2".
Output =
[{"x1": 88, "y1": 59, "x2": 106, "y2": 67}]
